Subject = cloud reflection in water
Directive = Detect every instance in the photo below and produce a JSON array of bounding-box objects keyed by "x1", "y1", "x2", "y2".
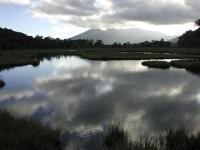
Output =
[{"x1": 1, "y1": 56, "x2": 200, "y2": 148}]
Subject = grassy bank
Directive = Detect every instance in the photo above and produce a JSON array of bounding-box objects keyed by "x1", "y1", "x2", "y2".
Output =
[
  {"x1": 0, "y1": 58, "x2": 40, "y2": 71},
  {"x1": 142, "y1": 60, "x2": 200, "y2": 73},
  {"x1": 1, "y1": 48, "x2": 200, "y2": 72},
  {"x1": 1, "y1": 49, "x2": 200, "y2": 71},
  {"x1": 0, "y1": 110, "x2": 61, "y2": 150},
  {"x1": 142, "y1": 61, "x2": 170, "y2": 69},
  {"x1": 103, "y1": 122, "x2": 200, "y2": 150},
  {"x1": 171, "y1": 60, "x2": 200, "y2": 73}
]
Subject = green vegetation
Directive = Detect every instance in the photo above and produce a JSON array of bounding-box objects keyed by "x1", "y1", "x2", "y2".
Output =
[
  {"x1": 1, "y1": 49, "x2": 200, "y2": 71},
  {"x1": 103, "y1": 122, "x2": 131, "y2": 150},
  {"x1": 142, "y1": 61, "x2": 170, "y2": 69},
  {"x1": 0, "y1": 50, "x2": 64, "y2": 70},
  {"x1": 141, "y1": 59, "x2": 200, "y2": 73},
  {"x1": 0, "y1": 80, "x2": 5, "y2": 88},
  {"x1": 1, "y1": 110, "x2": 200, "y2": 150},
  {"x1": 0, "y1": 110, "x2": 61, "y2": 150},
  {"x1": 0, "y1": 58, "x2": 40, "y2": 71},
  {"x1": 103, "y1": 122, "x2": 200, "y2": 150},
  {"x1": 77, "y1": 51, "x2": 200, "y2": 61},
  {"x1": 171, "y1": 60, "x2": 200, "y2": 73}
]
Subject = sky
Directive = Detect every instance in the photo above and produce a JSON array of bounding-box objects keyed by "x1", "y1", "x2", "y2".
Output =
[{"x1": 0, "y1": 0, "x2": 199, "y2": 39}]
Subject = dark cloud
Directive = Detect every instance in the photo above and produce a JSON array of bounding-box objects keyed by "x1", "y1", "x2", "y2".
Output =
[
  {"x1": 30, "y1": 0, "x2": 200, "y2": 28},
  {"x1": 33, "y1": 0, "x2": 100, "y2": 16},
  {"x1": 107, "y1": 0, "x2": 200, "y2": 24}
]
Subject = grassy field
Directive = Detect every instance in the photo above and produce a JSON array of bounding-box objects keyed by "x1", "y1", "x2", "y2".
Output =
[
  {"x1": 1, "y1": 48, "x2": 200, "y2": 71},
  {"x1": 0, "y1": 110, "x2": 61, "y2": 150}
]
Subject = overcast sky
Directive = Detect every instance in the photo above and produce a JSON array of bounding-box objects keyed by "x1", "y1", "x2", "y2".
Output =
[{"x1": 0, "y1": 0, "x2": 199, "y2": 38}]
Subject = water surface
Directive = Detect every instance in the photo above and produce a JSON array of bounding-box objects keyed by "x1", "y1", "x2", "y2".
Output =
[{"x1": 1, "y1": 56, "x2": 200, "y2": 149}]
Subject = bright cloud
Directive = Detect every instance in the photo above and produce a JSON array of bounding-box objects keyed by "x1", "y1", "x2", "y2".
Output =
[{"x1": 0, "y1": 0, "x2": 30, "y2": 5}]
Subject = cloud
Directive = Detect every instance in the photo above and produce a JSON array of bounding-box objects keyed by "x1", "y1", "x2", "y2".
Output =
[
  {"x1": 0, "y1": 0, "x2": 30, "y2": 5},
  {"x1": 28, "y1": 0, "x2": 200, "y2": 29},
  {"x1": 105, "y1": 0, "x2": 195, "y2": 24},
  {"x1": 32, "y1": 0, "x2": 101, "y2": 17},
  {"x1": 1, "y1": 0, "x2": 198, "y2": 35}
]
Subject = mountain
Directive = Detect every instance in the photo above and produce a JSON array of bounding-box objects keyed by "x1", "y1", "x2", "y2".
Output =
[{"x1": 70, "y1": 28, "x2": 176, "y2": 44}]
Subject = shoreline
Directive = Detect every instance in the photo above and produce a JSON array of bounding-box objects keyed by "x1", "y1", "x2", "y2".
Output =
[{"x1": 1, "y1": 48, "x2": 200, "y2": 71}]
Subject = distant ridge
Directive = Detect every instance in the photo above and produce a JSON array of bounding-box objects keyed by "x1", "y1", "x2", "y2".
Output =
[{"x1": 70, "y1": 28, "x2": 176, "y2": 44}]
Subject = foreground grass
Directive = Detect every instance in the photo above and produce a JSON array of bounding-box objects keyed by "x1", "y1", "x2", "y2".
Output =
[
  {"x1": 103, "y1": 122, "x2": 200, "y2": 150},
  {"x1": 1, "y1": 110, "x2": 200, "y2": 150},
  {"x1": 0, "y1": 110, "x2": 61, "y2": 150}
]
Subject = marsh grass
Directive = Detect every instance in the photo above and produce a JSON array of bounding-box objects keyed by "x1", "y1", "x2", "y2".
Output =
[
  {"x1": 103, "y1": 122, "x2": 200, "y2": 150},
  {"x1": 103, "y1": 121, "x2": 131, "y2": 150},
  {"x1": 142, "y1": 61, "x2": 171, "y2": 69},
  {"x1": 170, "y1": 60, "x2": 200, "y2": 73},
  {"x1": 1, "y1": 49, "x2": 200, "y2": 71},
  {"x1": 141, "y1": 60, "x2": 200, "y2": 74},
  {"x1": 0, "y1": 110, "x2": 61, "y2": 150}
]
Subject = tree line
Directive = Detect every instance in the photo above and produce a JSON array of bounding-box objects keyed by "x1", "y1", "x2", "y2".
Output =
[
  {"x1": 0, "y1": 28, "x2": 106, "y2": 50},
  {"x1": 1, "y1": 18, "x2": 200, "y2": 50},
  {"x1": 111, "y1": 39, "x2": 171, "y2": 48},
  {"x1": 0, "y1": 27, "x2": 172, "y2": 50}
]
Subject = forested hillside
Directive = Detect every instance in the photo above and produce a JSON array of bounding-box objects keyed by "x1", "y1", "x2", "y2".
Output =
[
  {"x1": 0, "y1": 28, "x2": 97, "y2": 50},
  {"x1": 178, "y1": 28, "x2": 200, "y2": 48},
  {"x1": 178, "y1": 19, "x2": 200, "y2": 48}
]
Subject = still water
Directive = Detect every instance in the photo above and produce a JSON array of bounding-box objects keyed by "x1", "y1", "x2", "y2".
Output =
[{"x1": 1, "y1": 56, "x2": 200, "y2": 148}]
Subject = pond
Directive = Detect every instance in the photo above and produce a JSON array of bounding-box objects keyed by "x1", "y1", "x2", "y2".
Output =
[{"x1": 1, "y1": 56, "x2": 200, "y2": 149}]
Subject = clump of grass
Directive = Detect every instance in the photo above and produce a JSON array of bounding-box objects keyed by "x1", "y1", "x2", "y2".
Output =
[
  {"x1": 0, "y1": 110, "x2": 61, "y2": 150},
  {"x1": 142, "y1": 61, "x2": 171, "y2": 69},
  {"x1": 0, "y1": 80, "x2": 5, "y2": 89},
  {"x1": 103, "y1": 123, "x2": 200, "y2": 150},
  {"x1": 170, "y1": 60, "x2": 200, "y2": 73},
  {"x1": 103, "y1": 121, "x2": 131, "y2": 150}
]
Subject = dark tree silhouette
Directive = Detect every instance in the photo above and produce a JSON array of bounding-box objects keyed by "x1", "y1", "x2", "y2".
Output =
[
  {"x1": 0, "y1": 28, "x2": 100, "y2": 50},
  {"x1": 0, "y1": 27, "x2": 172, "y2": 50},
  {"x1": 195, "y1": 19, "x2": 200, "y2": 27},
  {"x1": 178, "y1": 19, "x2": 200, "y2": 48},
  {"x1": 94, "y1": 40, "x2": 104, "y2": 48}
]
